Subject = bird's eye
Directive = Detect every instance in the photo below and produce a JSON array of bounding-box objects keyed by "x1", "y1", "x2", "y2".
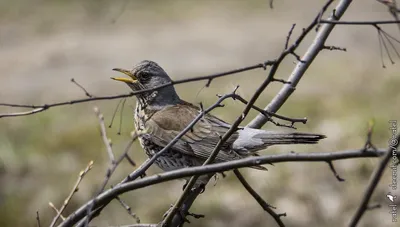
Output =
[{"x1": 140, "y1": 72, "x2": 150, "y2": 80}]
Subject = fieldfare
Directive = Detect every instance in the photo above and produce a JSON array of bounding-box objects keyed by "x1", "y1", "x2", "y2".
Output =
[{"x1": 111, "y1": 60, "x2": 325, "y2": 183}]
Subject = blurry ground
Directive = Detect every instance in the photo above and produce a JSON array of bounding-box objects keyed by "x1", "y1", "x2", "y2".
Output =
[{"x1": 0, "y1": 0, "x2": 399, "y2": 226}]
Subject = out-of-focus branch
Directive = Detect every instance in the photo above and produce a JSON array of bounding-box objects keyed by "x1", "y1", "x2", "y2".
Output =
[{"x1": 36, "y1": 211, "x2": 41, "y2": 227}]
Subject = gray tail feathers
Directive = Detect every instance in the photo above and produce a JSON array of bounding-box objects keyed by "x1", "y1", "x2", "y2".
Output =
[{"x1": 257, "y1": 132, "x2": 326, "y2": 146}]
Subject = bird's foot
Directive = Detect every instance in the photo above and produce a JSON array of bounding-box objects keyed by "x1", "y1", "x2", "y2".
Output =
[
  {"x1": 198, "y1": 183, "x2": 206, "y2": 194},
  {"x1": 187, "y1": 211, "x2": 205, "y2": 219}
]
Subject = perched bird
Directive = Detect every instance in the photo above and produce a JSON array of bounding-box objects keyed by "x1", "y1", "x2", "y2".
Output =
[{"x1": 111, "y1": 60, "x2": 325, "y2": 184}]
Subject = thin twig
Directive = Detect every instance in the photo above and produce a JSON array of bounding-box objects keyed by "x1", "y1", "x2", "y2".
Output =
[
  {"x1": 83, "y1": 131, "x2": 139, "y2": 226},
  {"x1": 49, "y1": 202, "x2": 66, "y2": 221},
  {"x1": 71, "y1": 78, "x2": 93, "y2": 98},
  {"x1": 49, "y1": 161, "x2": 94, "y2": 227},
  {"x1": 326, "y1": 161, "x2": 345, "y2": 181},
  {"x1": 95, "y1": 107, "x2": 115, "y2": 163},
  {"x1": 118, "y1": 98, "x2": 127, "y2": 135},
  {"x1": 0, "y1": 63, "x2": 272, "y2": 119},
  {"x1": 116, "y1": 196, "x2": 140, "y2": 223},
  {"x1": 108, "y1": 224, "x2": 157, "y2": 227},
  {"x1": 36, "y1": 211, "x2": 41, "y2": 227},
  {"x1": 248, "y1": 0, "x2": 349, "y2": 128},
  {"x1": 234, "y1": 170, "x2": 286, "y2": 227},
  {"x1": 109, "y1": 99, "x2": 123, "y2": 128}
]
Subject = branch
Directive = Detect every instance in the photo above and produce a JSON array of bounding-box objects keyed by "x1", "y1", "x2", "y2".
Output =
[
  {"x1": 0, "y1": 63, "x2": 271, "y2": 119},
  {"x1": 95, "y1": 107, "x2": 115, "y2": 163},
  {"x1": 83, "y1": 129, "x2": 139, "y2": 226},
  {"x1": 248, "y1": 0, "x2": 352, "y2": 129},
  {"x1": 234, "y1": 170, "x2": 286, "y2": 227},
  {"x1": 168, "y1": 0, "x2": 340, "y2": 225},
  {"x1": 58, "y1": 148, "x2": 398, "y2": 227},
  {"x1": 36, "y1": 211, "x2": 41, "y2": 227},
  {"x1": 320, "y1": 19, "x2": 400, "y2": 25},
  {"x1": 49, "y1": 161, "x2": 93, "y2": 227},
  {"x1": 348, "y1": 134, "x2": 400, "y2": 226}
]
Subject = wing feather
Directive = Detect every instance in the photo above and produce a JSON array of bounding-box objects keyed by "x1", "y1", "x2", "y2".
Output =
[{"x1": 146, "y1": 102, "x2": 242, "y2": 162}]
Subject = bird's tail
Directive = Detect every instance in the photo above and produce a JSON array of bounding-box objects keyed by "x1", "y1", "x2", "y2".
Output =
[
  {"x1": 257, "y1": 131, "x2": 326, "y2": 145},
  {"x1": 233, "y1": 128, "x2": 326, "y2": 153}
]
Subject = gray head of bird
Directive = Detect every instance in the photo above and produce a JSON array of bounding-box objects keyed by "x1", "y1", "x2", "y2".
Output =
[{"x1": 111, "y1": 60, "x2": 181, "y2": 108}]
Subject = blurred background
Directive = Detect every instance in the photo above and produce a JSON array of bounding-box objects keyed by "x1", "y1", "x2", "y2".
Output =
[{"x1": 0, "y1": 0, "x2": 399, "y2": 226}]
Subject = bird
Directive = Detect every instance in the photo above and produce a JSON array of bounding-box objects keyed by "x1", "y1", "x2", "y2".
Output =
[{"x1": 111, "y1": 60, "x2": 325, "y2": 185}]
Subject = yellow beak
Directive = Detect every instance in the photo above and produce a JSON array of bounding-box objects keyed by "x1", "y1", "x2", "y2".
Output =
[{"x1": 111, "y1": 68, "x2": 137, "y2": 83}]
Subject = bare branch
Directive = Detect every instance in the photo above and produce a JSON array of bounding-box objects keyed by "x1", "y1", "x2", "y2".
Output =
[
  {"x1": 326, "y1": 161, "x2": 345, "y2": 182},
  {"x1": 116, "y1": 196, "x2": 140, "y2": 223},
  {"x1": 109, "y1": 224, "x2": 157, "y2": 227},
  {"x1": 95, "y1": 107, "x2": 115, "y2": 163},
  {"x1": 0, "y1": 63, "x2": 272, "y2": 119},
  {"x1": 248, "y1": 0, "x2": 353, "y2": 129},
  {"x1": 348, "y1": 134, "x2": 400, "y2": 227},
  {"x1": 58, "y1": 147, "x2": 398, "y2": 227},
  {"x1": 320, "y1": 19, "x2": 400, "y2": 25},
  {"x1": 36, "y1": 211, "x2": 41, "y2": 227},
  {"x1": 234, "y1": 170, "x2": 286, "y2": 227},
  {"x1": 83, "y1": 131, "x2": 139, "y2": 226},
  {"x1": 49, "y1": 161, "x2": 94, "y2": 227},
  {"x1": 71, "y1": 78, "x2": 93, "y2": 98},
  {"x1": 49, "y1": 202, "x2": 65, "y2": 221}
]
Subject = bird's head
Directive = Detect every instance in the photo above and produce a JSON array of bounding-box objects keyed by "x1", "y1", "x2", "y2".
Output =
[{"x1": 112, "y1": 60, "x2": 180, "y2": 108}]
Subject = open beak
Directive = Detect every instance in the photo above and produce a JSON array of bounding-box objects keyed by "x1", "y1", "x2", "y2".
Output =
[{"x1": 111, "y1": 68, "x2": 137, "y2": 83}]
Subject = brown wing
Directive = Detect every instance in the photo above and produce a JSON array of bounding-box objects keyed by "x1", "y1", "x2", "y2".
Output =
[{"x1": 144, "y1": 101, "x2": 243, "y2": 162}]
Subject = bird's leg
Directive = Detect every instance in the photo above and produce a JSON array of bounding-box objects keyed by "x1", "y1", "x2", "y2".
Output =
[{"x1": 182, "y1": 180, "x2": 188, "y2": 191}]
